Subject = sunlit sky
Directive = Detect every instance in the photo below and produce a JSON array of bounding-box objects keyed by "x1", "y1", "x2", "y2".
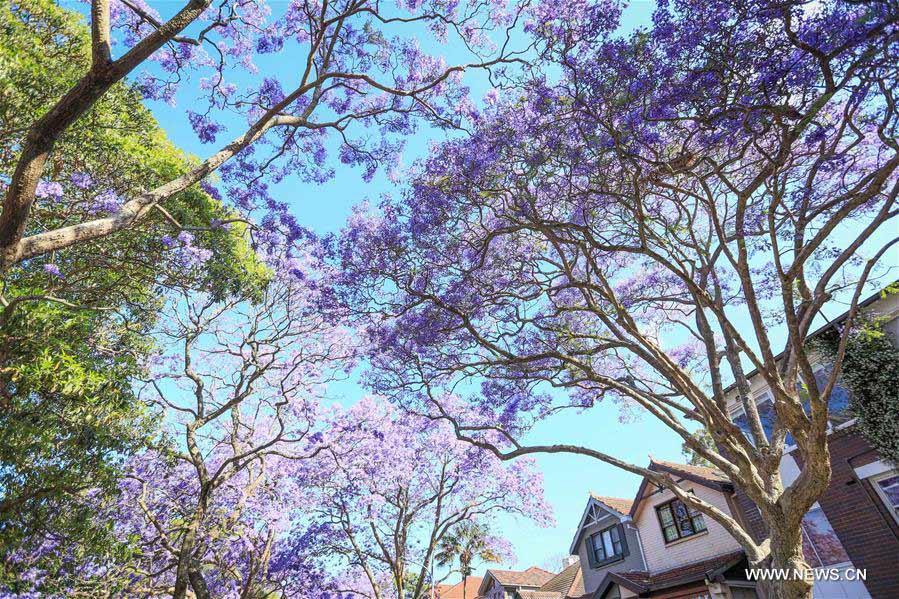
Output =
[{"x1": 84, "y1": 0, "x2": 898, "y2": 579}]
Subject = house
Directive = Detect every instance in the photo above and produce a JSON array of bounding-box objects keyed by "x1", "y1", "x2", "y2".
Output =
[
  {"x1": 722, "y1": 288, "x2": 899, "y2": 598},
  {"x1": 436, "y1": 576, "x2": 484, "y2": 599},
  {"x1": 518, "y1": 558, "x2": 587, "y2": 599},
  {"x1": 566, "y1": 494, "x2": 645, "y2": 594},
  {"x1": 553, "y1": 288, "x2": 899, "y2": 599},
  {"x1": 590, "y1": 460, "x2": 758, "y2": 599},
  {"x1": 478, "y1": 566, "x2": 557, "y2": 599}
]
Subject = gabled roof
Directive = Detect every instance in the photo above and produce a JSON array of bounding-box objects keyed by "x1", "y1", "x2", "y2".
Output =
[
  {"x1": 629, "y1": 459, "x2": 733, "y2": 518},
  {"x1": 595, "y1": 551, "x2": 748, "y2": 597},
  {"x1": 589, "y1": 494, "x2": 634, "y2": 516},
  {"x1": 481, "y1": 567, "x2": 556, "y2": 591},
  {"x1": 651, "y1": 460, "x2": 732, "y2": 487},
  {"x1": 538, "y1": 560, "x2": 584, "y2": 597},
  {"x1": 518, "y1": 592, "x2": 562, "y2": 599},
  {"x1": 436, "y1": 576, "x2": 483, "y2": 599},
  {"x1": 568, "y1": 494, "x2": 632, "y2": 554}
]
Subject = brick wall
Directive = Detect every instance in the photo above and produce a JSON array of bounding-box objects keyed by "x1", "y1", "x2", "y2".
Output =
[
  {"x1": 729, "y1": 488, "x2": 768, "y2": 544},
  {"x1": 793, "y1": 429, "x2": 899, "y2": 598}
]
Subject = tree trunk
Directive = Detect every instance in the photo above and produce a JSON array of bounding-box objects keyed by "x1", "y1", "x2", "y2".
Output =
[
  {"x1": 173, "y1": 501, "x2": 207, "y2": 599},
  {"x1": 188, "y1": 558, "x2": 211, "y2": 599},
  {"x1": 462, "y1": 574, "x2": 467, "y2": 599},
  {"x1": 759, "y1": 521, "x2": 814, "y2": 599}
]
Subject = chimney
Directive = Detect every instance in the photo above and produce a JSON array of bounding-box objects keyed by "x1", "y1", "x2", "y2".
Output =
[{"x1": 561, "y1": 555, "x2": 579, "y2": 568}]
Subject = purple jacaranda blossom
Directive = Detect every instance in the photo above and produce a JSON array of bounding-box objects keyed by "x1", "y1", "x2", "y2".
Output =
[
  {"x1": 330, "y1": 5, "x2": 897, "y2": 594},
  {"x1": 187, "y1": 110, "x2": 224, "y2": 144},
  {"x1": 88, "y1": 190, "x2": 121, "y2": 214},
  {"x1": 69, "y1": 172, "x2": 93, "y2": 189},
  {"x1": 35, "y1": 181, "x2": 64, "y2": 201},
  {"x1": 42, "y1": 263, "x2": 63, "y2": 278}
]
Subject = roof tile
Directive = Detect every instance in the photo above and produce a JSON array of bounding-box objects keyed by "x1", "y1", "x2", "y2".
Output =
[
  {"x1": 588, "y1": 494, "x2": 634, "y2": 515},
  {"x1": 488, "y1": 566, "x2": 556, "y2": 588}
]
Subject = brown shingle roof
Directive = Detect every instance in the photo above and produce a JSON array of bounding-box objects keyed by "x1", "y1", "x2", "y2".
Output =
[
  {"x1": 538, "y1": 561, "x2": 583, "y2": 597},
  {"x1": 588, "y1": 494, "x2": 634, "y2": 515},
  {"x1": 605, "y1": 551, "x2": 747, "y2": 594},
  {"x1": 436, "y1": 577, "x2": 483, "y2": 599},
  {"x1": 518, "y1": 592, "x2": 562, "y2": 599},
  {"x1": 488, "y1": 566, "x2": 556, "y2": 588},
  {"x1": 651, "y1": 460, "x2": 730, "y2": 485}
]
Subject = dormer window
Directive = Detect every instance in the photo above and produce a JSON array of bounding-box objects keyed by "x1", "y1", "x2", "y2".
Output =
[
  {"x1": 730, "y1": 367, "x2": 853, "y2": 447},
  {"x1": 587, "y1": 524, "x2": 628, "y2": 568},
  {"x1": 655, "y1": 498, "x2": 707, "y2": 543}
]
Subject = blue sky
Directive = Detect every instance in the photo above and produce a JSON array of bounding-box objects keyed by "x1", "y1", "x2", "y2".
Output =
[
  {"x1": 108, "y1": 0, "x2": 659, "y2": 573},
  {"x1": 91, "y1": 0, "x2": 898, "y2": 579}
]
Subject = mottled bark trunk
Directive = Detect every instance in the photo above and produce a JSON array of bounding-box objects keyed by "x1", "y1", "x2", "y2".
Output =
[
  {"x1": 188, "y1": 558, "x2": 212, "y2": 599},
  {"x1": 173, "y1": 498, "x2": 207, "y2": 599},
  {"x1": 759, "y1": 516, "x2": 814, "y2": 599},
  {"x1": 0, "y1": 70, "x2": 118, "y2": 266}
]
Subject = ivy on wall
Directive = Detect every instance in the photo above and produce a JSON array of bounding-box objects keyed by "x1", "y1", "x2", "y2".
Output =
[{"x1": 819, "y1": 310, "x2": 899, "y2": 468}]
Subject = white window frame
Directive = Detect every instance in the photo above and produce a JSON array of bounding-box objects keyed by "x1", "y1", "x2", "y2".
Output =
[
  {"x1": 800, "y1": 504, "x2": 852, "y2": 569},
  {"x1": 728, "y1": 364, "x2": 855, "y2": 453},
  {"x1": 870, "y1": 470, "x2": 899, "y2": 527}
]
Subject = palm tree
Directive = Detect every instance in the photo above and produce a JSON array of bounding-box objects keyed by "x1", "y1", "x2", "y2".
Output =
[{"x1": 435, "y1": 522, "x2": 501, "y2": 599}]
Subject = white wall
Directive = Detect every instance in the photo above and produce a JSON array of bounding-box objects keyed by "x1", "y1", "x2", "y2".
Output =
[{"x1": 633, "y1": 484, "x2": 741, "y2": 573}]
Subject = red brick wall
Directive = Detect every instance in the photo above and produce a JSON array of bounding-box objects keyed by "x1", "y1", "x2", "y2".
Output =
[
  {"x1": 730, "y1": 488, "x2": 768, "y2": 544},
  {"x1": 794, "y1": 428, "x2": 899, "y2": 598}
]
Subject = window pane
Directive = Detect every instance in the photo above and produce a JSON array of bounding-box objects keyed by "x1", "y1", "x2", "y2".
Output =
[
  {"x1": 732, "y1": 410, "x2": 753, "y2": 442},
  {"x1": 814, "y1": 369, "x2": 852, "y2": 426},
  {"x1": 658, "y1": 506, "x2": 674, "y2": 526},
  {"x1": 692, "y1": 513, "x2": 707, "y2": 531},
  {"x1": 671, "y1": 501, "x2": 695, "y2": 536},
  {"x1": 756, "y1": 396, "x2": 776, "y2": 444},
  {"x1": 801, "y1": 527, "x2": 822, "y2": 568},
  {"x1": 802, "y1": 507, "x2": 849, "y2": 566},
  {"x1": 592, "y1": 534, "x2": 606, "y2": 561},
  {"x1": 875, "y1": 474, "x2": 899, "y2": 512},
  {"x1": 602, "y1": 530, "x2": 615, "y2": 557},
  {"x1": 663, "y1": 525, "x2": 679, "y2": 542},
  {"x1": 672, "y1": 500, "x2": 689, "y2": 522}
]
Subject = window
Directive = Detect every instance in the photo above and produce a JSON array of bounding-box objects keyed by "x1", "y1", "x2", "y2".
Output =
[
  {"x1": 655, "y1": 498, "x2": 707, "y2": 543},
  {"x1": 588, "y1": 524, "x2": 627, "y2": 567},
  {"x1": 800, "y1": 506, "x2": 850, "y2": 567},
  {"x1": 730, "y1": 368, "x2": 853, "y2": 447},
  {"x1": 871, "y1": 471, "x2": 899, "y2": 525},
  {"x1": 811, "y1": 369, "x2": 852, "y2": 425},
  {"x1": 731, "y1": 393, "x2": 778, "y2": 446}
]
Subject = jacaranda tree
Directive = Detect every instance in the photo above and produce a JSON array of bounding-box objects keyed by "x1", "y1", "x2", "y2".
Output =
[
  {"x1": 0, "y1": 0, "x2": 542, "y2": 269},
  {"x1": 298, "y1": 396, "x2": 550, "y2": 599},
  {"x1": 340, "y1": 1, "x2": 899, "y2": 597},
  {"x1": 4, "y1": 243, "x2": 353, "y2": 597},
  {"x1": 0, "y1": 0, "x2": 266, "y2": 580},
  {"x1": 122, "y1": 251, "x2": 352, "y2": 599}
]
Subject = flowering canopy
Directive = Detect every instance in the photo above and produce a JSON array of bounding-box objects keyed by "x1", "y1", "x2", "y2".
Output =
[
  {"x1": 0, "y1": 0, "x2": 558, "y2": 267},
  {"x1": 295, "y1": 396, "x2": 552, "y2": 599},
  {"x1": 340, "y1": 0, "x2": 898, "y2": 594}
]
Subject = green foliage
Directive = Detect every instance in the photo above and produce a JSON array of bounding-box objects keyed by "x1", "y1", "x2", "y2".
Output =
[
  {"x1": 0, "y1": 0, "x2": 268, "y2": 300},
  {"x1": 681, "y1": 427, "x2": 716, "y2": 468},
  {"x1": 435, "y1": 522, "x2": 501, "y2": 579},
  {"x1": 0, "y1": 0, "x2": 266, "y2": 585},
  {"x1": 818, "y1": 295, "x2": 899, "y2": 467}
]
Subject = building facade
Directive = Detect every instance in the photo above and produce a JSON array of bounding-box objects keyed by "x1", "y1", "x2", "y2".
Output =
[{"x1": 722, "y1": 290, "x2": 899, "y2": 598}]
